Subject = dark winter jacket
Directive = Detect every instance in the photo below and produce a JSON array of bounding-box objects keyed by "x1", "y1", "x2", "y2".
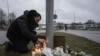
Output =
[{"x1": 7, "y1": 12, "x2": 38, "y2": 44}]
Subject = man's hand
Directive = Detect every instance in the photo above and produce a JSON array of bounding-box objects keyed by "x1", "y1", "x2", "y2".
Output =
[{"x1": 37, "y1": 38, "x2": 45, "y2": 43}]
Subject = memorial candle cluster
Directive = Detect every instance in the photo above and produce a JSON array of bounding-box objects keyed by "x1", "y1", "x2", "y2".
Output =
[{"x1": 32, "y1": 39, "x2": 53, "y2": 56}]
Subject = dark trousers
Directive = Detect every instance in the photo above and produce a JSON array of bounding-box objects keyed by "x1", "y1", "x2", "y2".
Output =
[{"x1": 6, "y1": 41, "x2": 30, "y2": 54}]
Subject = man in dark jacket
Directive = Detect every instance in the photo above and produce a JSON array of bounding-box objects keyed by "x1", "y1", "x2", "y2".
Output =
[{"x1": 6, "y1": 10, "x2": 42, "y2": 53}]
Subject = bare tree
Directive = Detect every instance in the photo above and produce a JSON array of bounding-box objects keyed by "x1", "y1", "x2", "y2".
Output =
[
  {"x1": 0, "y1": 8, "x2": 6, "y2": 20},
  {"x1": 85, "y1": 20, "x2": 95, "y2": 24},
  {"x1": 0, "y1": 8, "x2": 6, "y2": 29},
  {"x1": 8, "y1": 12, "x2": 16, "y2": 24}
]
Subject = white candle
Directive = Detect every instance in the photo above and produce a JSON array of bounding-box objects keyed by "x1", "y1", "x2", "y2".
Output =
[
  {"x1": 42, "y1": 47, "x2": 53, "y2": 56},
  {"x1": 35, "y1": 48, "x2": 42, "y2": 54},
  {"x1": 32, "y1": 51, "x2": 36, "y2": 56}
]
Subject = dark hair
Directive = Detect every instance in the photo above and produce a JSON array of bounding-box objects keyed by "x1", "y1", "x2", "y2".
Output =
[
  {"x1": 27, "y1": 10, "x2": 41, "y2": 19},
  {"x1": 24, "y1": 10, "x2": 29, "y2": 16}
]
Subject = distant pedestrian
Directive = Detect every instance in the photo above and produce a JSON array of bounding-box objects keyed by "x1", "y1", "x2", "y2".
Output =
[{"x1": 65, "y1": 24, "x2": 68, "y2": 31}]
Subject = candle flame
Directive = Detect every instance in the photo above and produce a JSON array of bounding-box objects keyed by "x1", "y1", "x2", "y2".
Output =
[{"x1": 32, "y1": 39, "x2": 47, "y2": 55}]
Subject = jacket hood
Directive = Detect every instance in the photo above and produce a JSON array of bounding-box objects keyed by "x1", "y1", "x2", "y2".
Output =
[{"x1": 23, "y1": 10, "x2": 39, "y2": 29}]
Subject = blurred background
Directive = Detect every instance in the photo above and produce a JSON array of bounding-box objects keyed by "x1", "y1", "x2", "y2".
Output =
[{"x1": 0, "y1": 0, "x2": 100, "y2": 44}]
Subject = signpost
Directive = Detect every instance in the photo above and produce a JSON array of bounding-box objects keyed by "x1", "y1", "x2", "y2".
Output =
[
  {"x1": 46, "y1": 0, "x2": 54, "y2": 48},
  {"x1": 54, "y1": 14, "x2": 57, "y2": 19}
]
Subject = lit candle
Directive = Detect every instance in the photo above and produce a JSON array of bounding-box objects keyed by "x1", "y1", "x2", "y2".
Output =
[
  {"x1": 35, "y1": 48, "x2": 42, "y2": 54},
  {"x1": 32, "y1": 51, "x2": 36, "y2": 56}
]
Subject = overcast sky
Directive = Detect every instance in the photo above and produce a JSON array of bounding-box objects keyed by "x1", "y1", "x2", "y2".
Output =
[{"x1": 0, "y1": 0, "x2": 100, "y2": 24}]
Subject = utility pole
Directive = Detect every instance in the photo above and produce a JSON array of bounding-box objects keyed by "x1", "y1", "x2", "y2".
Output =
[
  {"x1": 7, "y1": 0, "x2": 10, "y2": 19},
  {"x1": 74, "y1": 11, "x2": 75, "y2": 24},
  {"x1": 46, "y1": 0, "x2": 54, "y2": 48},
  {"x1": 74, "y1": 11, "x2": 76, "y2": 29}
]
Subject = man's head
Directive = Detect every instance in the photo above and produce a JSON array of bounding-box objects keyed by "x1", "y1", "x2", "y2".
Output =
[{"x1": 27, "y1": 10, "x2": 41, "y2": 23}]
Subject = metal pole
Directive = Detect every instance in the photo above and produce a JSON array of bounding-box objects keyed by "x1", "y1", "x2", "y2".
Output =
[
  {"x1": 74, "y1": 11, "x2": 75, "y2": 23},
  {"x1": 46, "y1": 0, "x2": 54, "y2": 48},
  {"x1": 74, "y1": 11, "x2": 76, "y2": 29},
  {"x1": 7, "y1": 0, "x2": 9, "y2": 19}
]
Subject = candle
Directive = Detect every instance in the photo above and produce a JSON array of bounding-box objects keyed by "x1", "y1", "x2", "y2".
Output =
[
  {"x1": 32, "y1": 51, "x2": 36, "y2": 56},
  {"x1": 42, "y1": 47, "x2": 53, "y2": 56},
  {"x1": 35, "y1": 48, "x2": 42, "y2": 54},
  {"x1": 32, "y1": 48, "x2": 43, "y2": 56},
  {"x1": 32, "y1": 38, "x2": 52, "y2": 56}
]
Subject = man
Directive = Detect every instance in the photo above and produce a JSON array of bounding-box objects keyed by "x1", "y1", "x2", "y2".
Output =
[
  {"x1": 6, "y1": 10, "x2": 43, "y2": 53},
  {"x1": 65, "y1": 24, "x2": 68, "y2": 31}
]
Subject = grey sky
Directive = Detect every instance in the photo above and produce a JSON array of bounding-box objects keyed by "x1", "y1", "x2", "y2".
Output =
[{"x1": 0, "y1": 0, "x2": 100, "y2": 24}]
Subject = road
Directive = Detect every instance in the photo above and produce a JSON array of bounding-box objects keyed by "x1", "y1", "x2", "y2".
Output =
[
  {"x1": 0, "y1": 31, "x2": 8, "y2": 44},
  {"x1": 60, "y1": 30, "x2": 100, "y2": 43}
]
